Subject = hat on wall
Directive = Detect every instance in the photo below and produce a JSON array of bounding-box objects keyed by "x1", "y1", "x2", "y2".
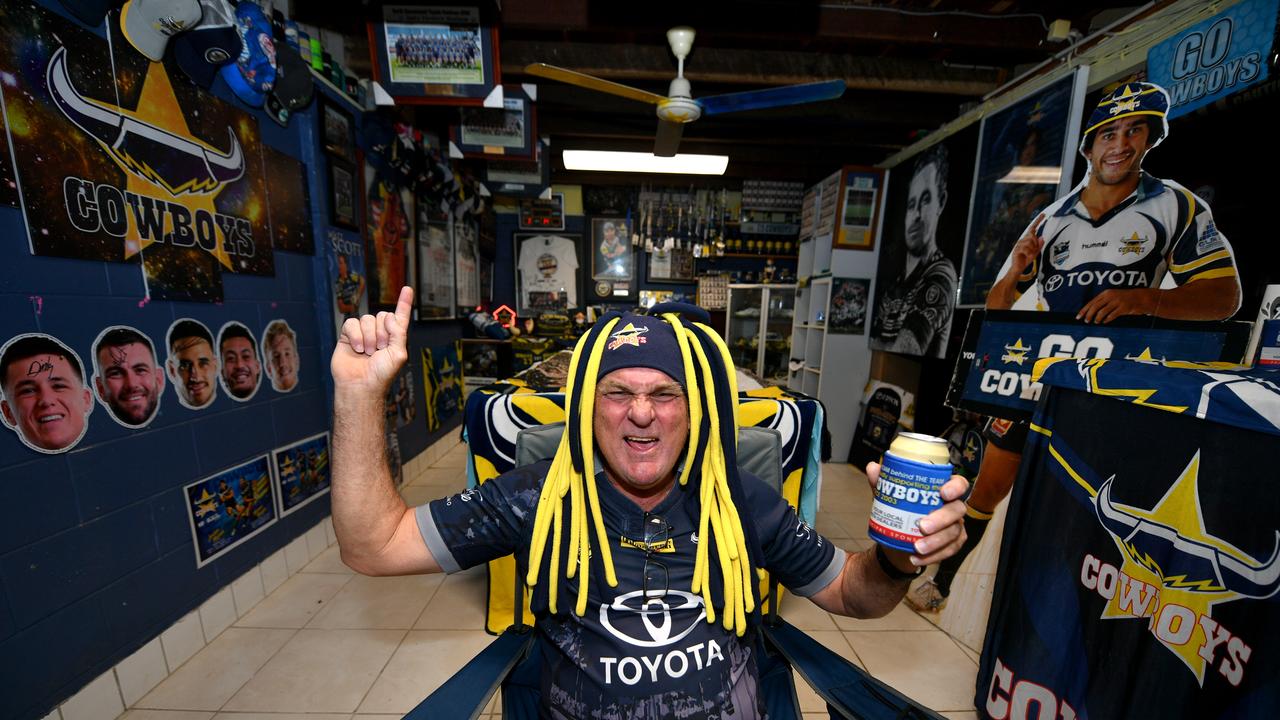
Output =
[
  {"x1": 218, "y1": 0, "x2": 276, "y2": 107},
  {"x1": 119, "y1": 0, "x2": 201, "y2": 62},
  {"x1": 57, "y1": 0, "x2": 122, "y2": 27},
  {"x1": 171, "y1": 0, "x2": 240, "y2": 88},
  {"x1": 263, "y1": 42, "x2": 314, "y2": 125}
]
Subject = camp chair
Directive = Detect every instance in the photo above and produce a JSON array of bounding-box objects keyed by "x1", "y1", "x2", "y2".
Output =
[{"x1": 404, "y1": 422, "x2": 946, "y2": 720}]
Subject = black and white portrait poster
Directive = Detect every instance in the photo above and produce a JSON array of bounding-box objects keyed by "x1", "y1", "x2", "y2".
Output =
[{"x1": 869, "y1": 125, "x2": 979, "y2": 358}]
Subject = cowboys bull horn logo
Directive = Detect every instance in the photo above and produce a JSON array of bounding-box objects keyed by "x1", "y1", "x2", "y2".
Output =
[
  {"x1": 1094, "y1": 474, "x2": 1280, "y2": 599},
  {"x1": 47, "y1": 47, "x2": 244, "y2": 195}
]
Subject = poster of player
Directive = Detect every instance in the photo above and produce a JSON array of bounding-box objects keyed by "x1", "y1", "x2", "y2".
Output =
[
  {"x1": 959, "y1": 71, "x2": 1083, "y2": 306},
  {"x1": 828, "y1": 278, "x2": 871, "y2": 335},
  {"x1": 329, "y1": 228, "x2": 368, "y2": 336},
  {"x1": 415, "y1": 219, "x2": 454, "y2": 318},
  {"x1": 385, "y1": 363, "x2": 417, "y2": 429},
  {"x1": 382, "y1": 6, "x2": 484, "y2": 85},
  {"x1": 365, "y1": 161, "x2": 414, "y2": 308},
  {"x1": 0, "y1": 2, "x2": 273, "y2": 303},
  {"x1": 460, "y1": 339, "x2": 512, "y2": 395},
  {"x1": 0, "y1": 333, "x2": 94, "y2": 455},
  {"x1": 454, "y1": 219, "x2": 479, "y2": 309},
  {"x1": 272, "y1": 432, "x2": 330, "y2": 517},
  {"x1": 421, "y1": 343, "x2": 463, "y2": 432},
  {"x1": 262, "y1": 145, "x2": 314, "y2": 254},
  {"x1": 868, "y1": 125, "x2": 979, "y2": 359},
  {"x1": 185, "y1": 454, "x2": 276, "y2": 567}
]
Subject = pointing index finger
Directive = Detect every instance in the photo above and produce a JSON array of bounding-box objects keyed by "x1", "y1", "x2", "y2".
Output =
[{"x1": 394, "y1": 286, "x2": 414, "y2": 328}]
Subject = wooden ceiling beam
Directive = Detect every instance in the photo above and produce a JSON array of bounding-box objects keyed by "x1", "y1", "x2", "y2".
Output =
[{"x1": 502, "y1": 41, "x2": 1001, "y2": 96}]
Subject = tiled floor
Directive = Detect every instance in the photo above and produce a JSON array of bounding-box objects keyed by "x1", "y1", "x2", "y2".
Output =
[{"x1": 123, "y1": 443, "x2": 981, "y2": 720}]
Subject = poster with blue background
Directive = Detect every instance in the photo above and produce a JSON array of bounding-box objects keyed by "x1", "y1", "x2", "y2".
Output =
[
  {"x1": 273, "y1": 432, "x2": 331, "y2": 517},
  {"x1": 185, "y1": 455, "x2": 277, "y2": 567},
  {"x1": 1147, "y1": 0, "x2": 1278, "y2": 120}
]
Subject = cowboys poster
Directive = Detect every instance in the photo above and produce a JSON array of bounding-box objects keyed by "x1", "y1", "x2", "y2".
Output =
[
  {"x1": 421, "y1": 342, "x2": 463, "y2": 432},
  {"x1": 185, "y1": 454, "x2": 277, "y2": 567},
  {"x1": 273, "y1": 432, "x2": 331, "y2": 517},
  {"x1": 0, "y1": 1, "x2": 272, "y2": 302},
  {"x1": 979, "y1": 375, "x2": 1280, "y2": 718}
]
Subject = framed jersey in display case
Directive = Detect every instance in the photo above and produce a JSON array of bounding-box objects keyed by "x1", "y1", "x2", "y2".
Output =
[{"x1": 515, "y1": 233, "x2": 581, "y2": 314}]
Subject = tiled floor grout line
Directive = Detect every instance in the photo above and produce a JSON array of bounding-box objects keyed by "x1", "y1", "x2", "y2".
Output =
[
  {"x1": 348, "y1": 627, "x2": 414, "y2": 715},
  {"x1": 210, "y1": 626, "x2": 302, "y2": 714}
]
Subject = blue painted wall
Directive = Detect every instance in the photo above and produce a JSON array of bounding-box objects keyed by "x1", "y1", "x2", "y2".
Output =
[{"x1": 0, "y1": 4, "x2": 460, "y2": 717}]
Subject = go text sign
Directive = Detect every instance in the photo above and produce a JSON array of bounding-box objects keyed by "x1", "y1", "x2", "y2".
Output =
[{"x1": 1147, "y1": 0, "x2": 1279, "y2": 120}]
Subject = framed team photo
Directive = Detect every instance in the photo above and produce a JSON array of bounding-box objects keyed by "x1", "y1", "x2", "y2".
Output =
[
  {"x1": 328, "y1": 160, "x2": 359, "y2": 230},
  {"x1": 321, "y1": 99, "x2": 356, "y2": 162},
  {"x1": 368, "y1": 5, "x2": 501, "y2": 105},
  {"x1": 450, "y1": 87, "x2": 536, "y2": 159}
]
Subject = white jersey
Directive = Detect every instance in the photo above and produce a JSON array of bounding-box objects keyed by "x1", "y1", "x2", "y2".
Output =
[
  {"x1": 519, "y1": 235, "x2": 579, "y2": 308},
  {"x1": 999, "y1": 174, "x2": 1240, "y2": 312}
]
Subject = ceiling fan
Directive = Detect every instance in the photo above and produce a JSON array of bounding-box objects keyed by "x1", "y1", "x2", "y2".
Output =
[{"x1": 525, "y1": 26, "x2": 847, "y2": 157}]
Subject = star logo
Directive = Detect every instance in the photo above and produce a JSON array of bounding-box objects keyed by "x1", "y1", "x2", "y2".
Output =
[
  {"x1": 1002, "y1": 338, "x2": 1030, "y2": 366},
  {"x1": 1119, "y1": 232, "x2": 1147, "y2": 255},
  {"x1": 607, "y1": 323, "x2": 649, "y2": 351}
]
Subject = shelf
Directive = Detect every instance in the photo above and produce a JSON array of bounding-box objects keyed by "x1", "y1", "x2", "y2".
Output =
[
  {"x1": 795, "y1": 323, "x2": 823, "y2": 330},
  {"x1": 698, "y1": 253, "x2": 799, "y2": 260}
]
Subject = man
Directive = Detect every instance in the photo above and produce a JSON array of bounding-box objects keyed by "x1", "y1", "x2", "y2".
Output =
[
  {"x1": 92, "y1": 326, "x2": 164, "y2": 427},
  {"x1": 331, "y1": 287, "x2": 970, "y2": 718},
  {"x1": 870, "y1": 144, "x2": 958, "y2": 358},
  {"x1": 907, "y1": 82, "x2": 1242, "y2": 613},
  {"x1": 263, "y1": 320, "x2": 300, "y2": 392},
  {"x1": 168, "y1": 320, "x2": 219, "y2": 409},
  {"x1": 0, "y1": 334, "x2": 94, "y2": 453},
  {"x1": 219, "y1": 322, "x2": 262, "y2": 400}
]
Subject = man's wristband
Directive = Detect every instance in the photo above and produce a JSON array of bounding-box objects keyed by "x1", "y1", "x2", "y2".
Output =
[{"x1": 875, "y1": 544, "x2": 924, "y2": 581}]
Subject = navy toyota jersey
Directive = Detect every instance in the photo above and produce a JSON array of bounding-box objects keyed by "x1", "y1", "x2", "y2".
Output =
[
  {"x1": 416, "y1": 460, "x2": 843, "y2": 719},
  {"x1": 998, "y1": 174, "x2": 1240, "y2": 312}
]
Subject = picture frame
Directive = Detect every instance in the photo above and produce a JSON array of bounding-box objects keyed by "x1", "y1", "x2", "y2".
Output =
[
  {"x1": 328, "y1": 159, "x2": 359, "y2": 230},
  {"x1": 833, "y1": 166, "x2": 886, "y2": 250},
  {"x1": 485, "y1": 139, "x2": 550, "y2": 197},
  {"x1": 590, "y1": 217, "x2": 633, "y2": 282},
  {"x1": 367, "y1": 4, "x2": 501, "y2": 105},
  {"x1": 645, "y1": 248, "x2": 696, "y2": 283},
  {"x1": 415, "y1": 217, "x2": 455, "y2": 318},
  {"x1": 451, "y1": 86, "x2": 536, "y2": 159},
  {"x1": 320, "y1": 99, "x2": 356, "y2": 162},
  {"x1": 515, "y1": 232, "x2": 582, "y2": 314}
]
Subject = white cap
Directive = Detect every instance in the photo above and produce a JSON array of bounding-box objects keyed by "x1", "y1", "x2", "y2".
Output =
[{"x1": 120, "y1": 0, "x2": 201, "y2": 61}]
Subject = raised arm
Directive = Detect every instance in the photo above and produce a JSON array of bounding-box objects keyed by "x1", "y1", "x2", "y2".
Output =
[{"x1": 331, "y1": 286, "x2": 441, "y2": 576}]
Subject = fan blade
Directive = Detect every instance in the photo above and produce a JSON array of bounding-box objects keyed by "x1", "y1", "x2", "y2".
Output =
[
  {"x1": 653, "y1": 120, "x2": 684, "y2": 157},
  {"x1": 523, "y1": 63, "x2": 666, "y2": 105},
  {"x1": 697, "y1": 79, "x2": 846, "y2": 116}
]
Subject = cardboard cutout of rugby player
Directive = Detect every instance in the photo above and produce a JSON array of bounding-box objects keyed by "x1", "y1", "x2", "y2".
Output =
[
  {"x1": 261, "y1": 320, "x2": 300, "y2": 393},
  {"x1": 166, "y1": 318, "x2": 220, "y2": 410},
  {"x1": 91, "y1": 325, "x2": 165, "y2": 428},
  {"x1": 0, "y1": 333, "x2": 94, "y2": 454},
  {"x1": 217, "y1": 321, "x2": 263, "y2": 402}
]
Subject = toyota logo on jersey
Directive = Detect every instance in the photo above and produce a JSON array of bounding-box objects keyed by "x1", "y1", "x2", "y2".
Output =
[{"x1": 599, "y1": 589, "x2": 705, "y2": 648}]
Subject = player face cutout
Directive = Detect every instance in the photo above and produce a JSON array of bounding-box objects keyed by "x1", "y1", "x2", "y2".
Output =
[
  {"x1": 266, "y1": 333, "x2": 299, "y2": 392},
  {"x1": 220, "y1": 335, "x2": 262, "y2": 400},
  {"x1": 0, "y1": 340, "x2": 93, "y2": 453},
  {"x1": 171, "y1": 337, "x2": 218, "y2": 408},
  {"x1": 904, "y1": 163, "x2": 945, "y2": 257},
  {"x1": 94, "y1": 338, "x2": 164, "y2": 427},
  {"x1": 1087, "y1": 116, "x2": 1152, "y2": 187}
]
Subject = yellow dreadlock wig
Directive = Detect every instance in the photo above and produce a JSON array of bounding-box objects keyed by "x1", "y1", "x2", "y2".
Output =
[{"x1": 524, "y1": 304, "x2": 764, "y2": 637}]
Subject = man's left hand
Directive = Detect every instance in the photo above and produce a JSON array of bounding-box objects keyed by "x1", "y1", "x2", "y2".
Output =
[
  {"x1": 1075, "y1": 288, "x2": 1159, "y2": 324},
  {"x1": 865, "y1": 462, "x2": 968, "y2": 571}
]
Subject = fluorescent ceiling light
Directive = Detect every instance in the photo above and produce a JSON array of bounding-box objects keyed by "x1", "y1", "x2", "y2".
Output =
[
  {"x1": 998, "y1": 166, "x2": 1062, "y2": 184},
  {"x1": 562, "y1": 150, "x2": 729, "y2": 175}
]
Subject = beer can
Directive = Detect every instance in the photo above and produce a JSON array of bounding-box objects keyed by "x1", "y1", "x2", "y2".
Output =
[{"x1": 868, "y1": 432, "x2": 952, "y2": 554}]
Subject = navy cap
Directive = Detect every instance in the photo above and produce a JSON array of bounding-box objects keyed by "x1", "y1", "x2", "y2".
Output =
[
  {"x1": 172, "y1": 0, "x2": 239, "y2": 89},
  {"x1": 271, "y1": 42, "x2": 313, "y2": 111},
  {"x1": 596, "y1": 314, "x2": 685, "y2": 386}
]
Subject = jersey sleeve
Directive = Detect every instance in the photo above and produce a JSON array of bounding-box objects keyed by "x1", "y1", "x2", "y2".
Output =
[
  {"x1": 741, "y1": 472, "x2": 842, "y2": 597},
  {"x1": 414, "y1": 461, "x2": 547, "y2": 573},
  {"x1": 897, "y1": 263, "x2": 956, "y2": 353},
  {"x1": 1166, "y1": 191, "x2": 1240, "y2": 289}
]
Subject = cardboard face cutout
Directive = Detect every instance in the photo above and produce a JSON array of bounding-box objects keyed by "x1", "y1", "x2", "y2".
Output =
[
  {"x1": 217, "y1": 321, "x2": 263, "y2": 402},
  {"x1": 261, "y1": 319, "x2": 300, "y2": 393},
  {"x1": 0, "y1": 333, "x2": 94, "y2": 454},
  {"x1": 91, "y1": 325, "x2": 165, "y2": 428},
  {"x1": 166, "y1": 318, "x2": 220, "y2": 410}
]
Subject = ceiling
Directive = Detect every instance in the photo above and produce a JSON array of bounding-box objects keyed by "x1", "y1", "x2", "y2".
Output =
[{"x1": 300, "y1": 0, "x2": 1137, "y2": 185}]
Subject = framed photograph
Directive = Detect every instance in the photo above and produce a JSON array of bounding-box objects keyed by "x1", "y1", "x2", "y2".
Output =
[
  {"x1": 828, "y1": 277, "x2": 871, "y2": 334},
  {"x1": 320, "y1": 99, "x2": 355, "y2": 162},
  {"x1": 646, "y1": 249, "x2": 696, "y2": 283},
  {"x1": 515, "y1": 232, "x2": 580, "y2": 313},
  {"x1": 590, "y1": 217, "x2": 633, "y2": 282},
  {"x1": 328, "y1": 160, "x2": 359, "y2": 230},
  {"x1": 834, "y1": 166, "x2": 886, "y2": 250},
  {"x1": 451, "y1": 87, "x2": 535, "y2": 159},
  {"x1": 367, "y1": 5, "x2": 500, "y2": 105},
  {"x1": 416, "y1": 218, "x2": 454, "y2": 318},
  {"x1": 485, "y1": 139, "x2": 550, "y2": 197}
]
